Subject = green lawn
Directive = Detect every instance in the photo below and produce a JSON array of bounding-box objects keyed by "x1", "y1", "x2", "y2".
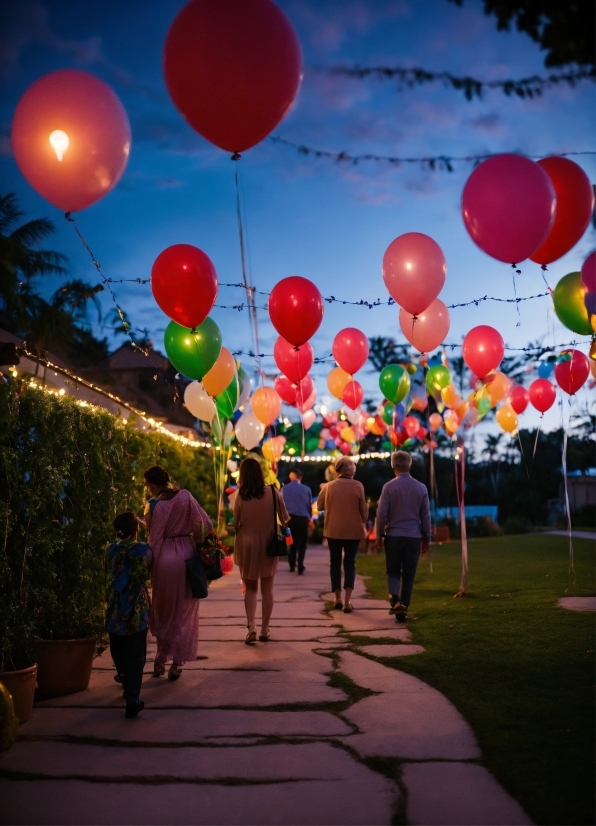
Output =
[{"x1": 357, "y1": 535, "x2": 595, "y2": 826}]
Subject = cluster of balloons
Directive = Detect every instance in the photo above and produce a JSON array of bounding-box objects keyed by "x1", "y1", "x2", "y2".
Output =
[
  {"x1": 325, "y1": 327, "x2": 369, "y2": 411},
  {"x1": 462, "y1": 154, "x2": 594, "y2": 265}
]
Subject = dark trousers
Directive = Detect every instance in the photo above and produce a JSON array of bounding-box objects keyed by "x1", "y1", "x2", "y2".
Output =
[
  {"x1": 328, "y1": 538, "x2": 360, "y2": 592},
  {"x1": 109, "y1": 629, "x2": 147, "y2": 702},
  {"x1": 288, "y1": 515, "x2": 309, "y2": 572},
  {"x1": 384, "y1": 536, "x2": 421, "y2": 607}
]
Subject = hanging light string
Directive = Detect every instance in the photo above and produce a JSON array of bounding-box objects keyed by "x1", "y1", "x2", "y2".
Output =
[{"x1": 268, "y1": 138, "x2": 595, "y2": 169}]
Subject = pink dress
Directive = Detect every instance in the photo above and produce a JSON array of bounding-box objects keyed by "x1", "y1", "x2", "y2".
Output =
[{"x1": 149, "y1": 489, "x2": 212, "y2": 666}]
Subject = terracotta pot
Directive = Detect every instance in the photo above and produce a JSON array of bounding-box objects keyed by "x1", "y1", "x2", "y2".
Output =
[
  {"x1": 36, "y1": 637, "x2": 96, "y2": 698},
  {"x1": 0, "y1": 664, "x2": 37, "y2": 723}
]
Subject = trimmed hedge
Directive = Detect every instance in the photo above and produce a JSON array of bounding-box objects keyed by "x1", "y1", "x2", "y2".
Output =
[{"x1": 0, "y1": 383, "x2": 215, "y2": 670}]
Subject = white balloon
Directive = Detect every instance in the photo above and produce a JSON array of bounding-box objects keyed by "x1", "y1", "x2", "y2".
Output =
[
  {"x1": 302, "y1": 409, "x2": 316, "y2": 429},
  {"x1": 235, "y1": 411, "x2": 265, "y2": 450},
  {"x1": 227, "y1": 459, "x2": 238, "y2": 472},
  {"x1": 184, "y1": 381, "x2": 216, "y2": 421},
  {"x1": 346, "y1": 407, "x2": 362, "y2": 425},
  {"x1": 236, "y1": 373, "x2": 251, "y2": 410}
]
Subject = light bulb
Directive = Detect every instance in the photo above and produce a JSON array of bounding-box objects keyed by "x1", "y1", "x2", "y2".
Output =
[{"x1": 49, "y1": 130, "x2": 69, "y2": 161}]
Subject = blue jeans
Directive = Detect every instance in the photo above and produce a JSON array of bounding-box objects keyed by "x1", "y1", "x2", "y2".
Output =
[
  {"x1": 328, "y1": 538, "x2": 360, "y2": 592},
  {"x1": 384, "y1": 536, "x2": 421, "y2": 607}
]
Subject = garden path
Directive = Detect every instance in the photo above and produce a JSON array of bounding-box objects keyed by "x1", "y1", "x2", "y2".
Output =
[{"x1": 0, "y1": 545, "x2": 531, "y2": 825}]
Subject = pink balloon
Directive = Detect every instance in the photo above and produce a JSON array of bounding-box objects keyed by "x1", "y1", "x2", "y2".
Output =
[
  {"x1": 302, "y1": 409, "x2": 316, "y2": 429},
  {"x1": 295, "y1": 374, "x2": 314, "y2": 408},
  {"x1": 382, "y1": 232, "x2": 446, "y2": 316},
  {"x1": 274, "y1": 374, "x2": 297, "y2": 405},
  {"x1": 461, "y1": 154, "x2": 556, "y2": 264},
  {"x1": 342, "y1": 380, "x2": 364, "y2": 410},
  {"x1": 296, "y1": 387, "x2": 316, "y2": 413},
  {"x1": 508, "y1": 385, "x2": 529, "y2": 414},
  {"x1": 11, "y1": 69, "x2": 131, "y2": 212},
  {"x1": 462, "y1": 326, "x2": 505, "y2": 379},
  {"x1": 332, "y1": 328, "x2": 369, "y2": 375},
  {"x1": 581, "y1": 251, "x2": 596, "y2": 293},
  {"x1": 273, "y1": 337, "x2": 314, "y2": 384},
  {"x1": 399, "y1": 298, "x2": 450, "y2": 353}
]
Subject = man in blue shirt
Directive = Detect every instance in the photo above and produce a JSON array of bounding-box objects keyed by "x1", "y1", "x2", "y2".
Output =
[
  {"x1": 282, "y1": 468, "x2": 312, "y2": 574},
  {"x1": 375, "y1": 451, "x2": 431, "y2": 623}
]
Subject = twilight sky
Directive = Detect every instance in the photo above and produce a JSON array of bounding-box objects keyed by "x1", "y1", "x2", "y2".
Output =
[{"x1": 1, "y1": 0, "x2": 594, "y2": 434}]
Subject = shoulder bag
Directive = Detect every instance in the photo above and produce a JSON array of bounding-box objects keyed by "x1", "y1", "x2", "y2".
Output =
[{"x1": 266, "y1": 485, "x2": 288, "y2": 557}]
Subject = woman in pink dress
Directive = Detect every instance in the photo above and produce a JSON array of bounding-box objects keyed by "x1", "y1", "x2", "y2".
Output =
[{"x1": 144, "y1": 465, "x2": 212, "y2": 681}]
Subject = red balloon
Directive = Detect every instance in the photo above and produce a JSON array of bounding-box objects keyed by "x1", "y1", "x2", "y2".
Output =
[
  {"x1": 295, "y1": 374, "x2": 314, "y2": 408},
  {"x1": 151, "y1": 244, "x2": 217, "y2": 328},
  {"x1": 273, "y1": 337, "x2": 313, "y2": 383},
  {"x1": 11, "y1": 69, "x2": 131, "y2": 212},
  {"x1": 163, "y1": 0, "x2": 302, "y2": 154},
  {"x1": 268, "y1": 276, "x2": 324, "y2": 346},
  {"x1": 462, "y1": 154, "x2": 555, "y2": 263},
  {"x1": 382, "y1": 232, "x2": 446, "y2": 315},
  {"x1": 528, "y1": 379, "x2": 556, "y2": 413},
  {"x1": 332, "y1": 328, "x2": 369, "y2": 375},
  {"x1": 340, "y1": 442, "x2": 352, "y2": 455},
  {"x1": 399, "y1": 298, "x2": 450, "y2": 353},
  {"x1": 508, "y1": 385, "x2": 529, "y2": 415},
  {"x1": 554, "y1": 350, "x2": 590, "y2": 395},
  {"x1": 530, "y1": 158, "x2": 595, "y2": 265},
  {"x1": 417, "y1": 426, "x2": 428, "y2": 441},
  {"x1": 342, "y1": 380, "x2": 364, "y2": 410},
  {"x1": 462, "y1": 326, "x2": 505, "y2": 379},
  {"x1": 403, "y1": 416, "x2": 420, "y2": 438},
  {"x1": 581, "y1": 251, "x2": 596, "y2": 293},
  {"x1": 274, "y1": 374, "x2": 297, "y2": 405}
]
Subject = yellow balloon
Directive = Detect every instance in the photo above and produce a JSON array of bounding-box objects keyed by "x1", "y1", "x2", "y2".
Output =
[
  {"x1": 340, "y1": 426, "x2": 356, "y2": 443},
  {"x1": 327, "y1": 366, "x2": 351, "y2": 400},
  {"x1": 202, "y1": 347, "x2": 235, "y2": 397},
  {"x1": 441, "y1": 383, "x2": 460, "y2": 409},
  {"x1": 252, "y1": 386, "x2": 282, "y2": 426},
  {"x1": 262, "y1": 435, "x2": 286, "y2": 462},
  {"x1": 488, "y1": 371, "x2": 512, "y2": 405},
  {"x1": 443, "y1": 409, "x2": 460, "y2": 435},
  {"x1": 496, "y1": 404, "x2": 518, "y2": 433}
]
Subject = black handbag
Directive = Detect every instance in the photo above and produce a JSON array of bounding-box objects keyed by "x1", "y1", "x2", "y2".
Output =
[
  {"x1": 185, "y1": 553, "x2": 209, "y2": 599},
  {"x1": 266, "y1": 485, "x2": 288, "y2": 557}
]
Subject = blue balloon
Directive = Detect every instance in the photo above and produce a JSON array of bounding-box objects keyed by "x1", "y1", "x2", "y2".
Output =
[
  {"x1": 326, "y1": 439, "x2": 336, "y2": 450},
  {"x1": 538, "y1": 362, "x2": 554, "y2": 378},
  {"x1": 394, "y1": 402, "x2": 406, "y2": 425},
  {"x1": 428, "y1": 356, "x2": 442, "y2": 368},
  {"x1": 232, "y1": 409, "x2": 243, "y2": 424}
]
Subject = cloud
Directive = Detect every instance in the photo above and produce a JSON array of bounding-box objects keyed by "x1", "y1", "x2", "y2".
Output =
[{"x1": 466, "y1": 112, "x2": 504, "y2": 136}]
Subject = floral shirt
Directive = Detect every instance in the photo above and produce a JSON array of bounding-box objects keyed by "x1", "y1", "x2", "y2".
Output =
[{"x1": 106, "y1": 540, "x2": 151, "y2": 635}]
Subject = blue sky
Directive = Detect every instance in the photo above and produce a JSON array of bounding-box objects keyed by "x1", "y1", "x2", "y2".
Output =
[{"x1": 1, "y1": 0, "x2": 594, "y2": 434}]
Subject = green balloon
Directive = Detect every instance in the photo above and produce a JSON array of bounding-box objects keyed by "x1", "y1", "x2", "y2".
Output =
[
  {"x1": 382, "y1": 403, "x2": 395, "y2": 426},
  {"x1": 426, "y1": 365, "x2": 451, "y2": 393},
  {"x1": 306, "y1": 436, "x2": 320, "y2": 453},
  {"x1": 379, "y1": 364, "x2": 410, "y2": 404},
  {"x1": 216, "y1": 373, "x2": 239, "y2": 421},
  {"x1": 237, "y1": 365, "x2": 246, "y2": 397},
  {"x1": 164, "y1": 317, "x2": 222, "y2": 380},
  {"x1": 553, "y1": 272, "x2": 592, "y2": 335}
]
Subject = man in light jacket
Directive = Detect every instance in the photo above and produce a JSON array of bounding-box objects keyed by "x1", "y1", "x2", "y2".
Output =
[{"x1": 376, "y1": 451, "x2": 431, "y2": 623}]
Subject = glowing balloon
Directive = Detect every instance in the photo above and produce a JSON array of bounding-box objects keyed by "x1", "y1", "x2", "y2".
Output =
[
  {"x1": 235, "y1": 411, "x2": 265, "y2": 450},
  {"x1": 508, "y1": 385, "x2": 529, "y2": 414},
  {"x1": 274, "y1": 375, "x2": 297, "y2": 405},
  {"x1": 382, "y1": 232, "x2": 446, "y2": 315},
  {"x1": 327, "y1": 366, "x2": 351, "y2": 400},
  {"x1": 399, "y1": 299, "x2": 450, "y2": 353},
  {"x1": 268, "y1": 276, "x2": 323, "y2": 346},
  {"x1": 11, "y1": 69, "x2": 131, "y2": 212},
  {"x1": 496, "y1": 404, "x2": 518, "y2": 433},
  {"x1": 379, "y1": 364, "x2": 411, "y2": 404},
  {"x1": 151, "y1": 244, "x2": 217, "y2": 329},
  {"x1": 530, "y1": 157, "x2": 595, "y2": 265},
  {"x1": 273, "y1": 337, "x2": 313, "y2": 383},
  {"x1": 429, "y1": 412, "x2": 443, "y2": 431},
  {"x1": 342, "y1": 380, "x2": 364, "y2": 410},
  {"x1": 528, "y1": 378, "x2": 556, "y2": 413},
  {"x1": 252, "y1": 386, "x2": 282, "y2": 425},
  {"x1": 163, "y1": 0, "x2": 303, "y2": 154},
  {"x1": 488, "y1": 371, "x2": 512, "y2": 405},
  {"x1": 332, "y1": 328, "x2": 369, "y2": 375},
  {"x1": 462, "y1": 326, "x2": 504, "y2": 379},
  {"x1": 581, "y1": 251, "x2": 596, "y2": 293},
  {"x1": 462, "y1": 154, "x2": 555, "y2": 263},
  {"x1": 202, "y1": 347, "x2": 235, "y2": 397},
  {"x1": 554, "y1": 349, "x2": 589, "y2": 395},
  {"x1": 184, "y1": 381, "x2": 216, "y2": 421},
  {"x1": 552, "y1": 272, "x2": 592, "y2": 335},
  {"x1": 164, "y1": 318, "x2": 222, "y2": 380}
]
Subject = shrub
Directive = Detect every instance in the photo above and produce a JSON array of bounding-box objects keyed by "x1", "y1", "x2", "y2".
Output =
[
  {"x1": 502, "y1": 516, "x2": 533, "y2": 535},
  {"x1": 469, "y1": 517, "x2": 504, "y2": 538},
  {"x1": 0, "y1": 383, "x2": 215, "y2": 670}
]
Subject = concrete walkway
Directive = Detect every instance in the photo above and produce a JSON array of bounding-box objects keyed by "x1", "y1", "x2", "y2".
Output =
[{"x1": 0, "y1": 546, "x2": 531, "y2": 825}]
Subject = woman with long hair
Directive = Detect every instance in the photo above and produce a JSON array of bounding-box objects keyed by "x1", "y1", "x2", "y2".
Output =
[
  {"x1": 144, "y1": 465, "x2": 212, "y2": 680},
  {"x1": 233, "y1": 458, "x2": 289, "y2": 645}
]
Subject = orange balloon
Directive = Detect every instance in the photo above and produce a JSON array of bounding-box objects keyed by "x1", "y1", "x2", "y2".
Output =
[
  {"x1": 441, "y1": 384, "x2": 460, "y2": 409},
  {"x1": 327, "y1": 366, "x2": 351, "y2": 399},
  {"x1": 262, "y1": 435, "x2": 286, "y2": 462},
  {"x1": 202, "y1": 347, "x2": 235, "y2": 397},
  {"x1": 444, "y1": 410, "x2": 460, "y2": 435},
  {"x1": 496, "y1": 404, "x2": 518, "y2": 433},
  {"x1": 252, "y1": 386, "x2": 282, "y2": 426},
  {"x1": 455, "y1": 401, "x2": 469, "y2": 420},
  {"x1": 429, "y1": 412, "x2": 443, "y2": 431},
  {"x1": 488, "y1": 371, "x2": 512, "y2": 405},
  {"x1": 590, "y1": 360, "x2": 596, "y2": 380}
]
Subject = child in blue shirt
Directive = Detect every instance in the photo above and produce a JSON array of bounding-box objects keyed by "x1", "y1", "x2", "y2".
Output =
[{"x1": 106, "y1": 511, "x2": 152, "y2": 718}]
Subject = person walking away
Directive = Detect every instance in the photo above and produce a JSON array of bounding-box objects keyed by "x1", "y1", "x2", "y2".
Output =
[
  {"x1": 233, "y1": 458, "x2": 289, "y2": 644},
  {"x1": 317, "y1": 457, "x2": 368, "y2": 614},
  {"x1": 106, "y1": 512, "x2": 152, "y2": 719},
  {"x1": 375, "y1": 451, "x2": 431, "y2": 623},
  {"x1": 282, "y1": 468, "x2": 312, "y2": 574},
  {"x1": 144, "y1": 465, "x2": 212, "y2": 680}
]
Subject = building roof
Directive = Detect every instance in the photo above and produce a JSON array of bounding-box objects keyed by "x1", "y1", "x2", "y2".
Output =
[{"x1": 107, "y1": 342, "x2": 169, "y2": 371}]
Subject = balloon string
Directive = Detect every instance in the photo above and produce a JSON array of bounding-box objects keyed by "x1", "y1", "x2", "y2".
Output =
[
  {"x1": 562, "y1": 402, "x2": 574, "y2": 577},
  {"x1": 511, "y1": 267, "x2": 521, "y2": 327},
  {"x1": 454, "y1": 439, "x2": 468, "y2": 596}
]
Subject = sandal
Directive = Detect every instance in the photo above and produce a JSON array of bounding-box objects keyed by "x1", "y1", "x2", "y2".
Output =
[
  {"x1": 168, "y1": 665, "x2": 182, "y2": 681},
  {"x1": 343, "y1": 603, "x2": 354, "y2": 613},
  {"x1": 152, "y1": 663, "x2": 165, "y2": 678},
  {"x1": 332, "y1": 601, "x2": 343, "y2": 610},
  {"x1": 258, "y1": 630, "x2": 271, "y2": 642},
  {"x1": 245, "y1": 629, "x2": 257, "y2": 645}
]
